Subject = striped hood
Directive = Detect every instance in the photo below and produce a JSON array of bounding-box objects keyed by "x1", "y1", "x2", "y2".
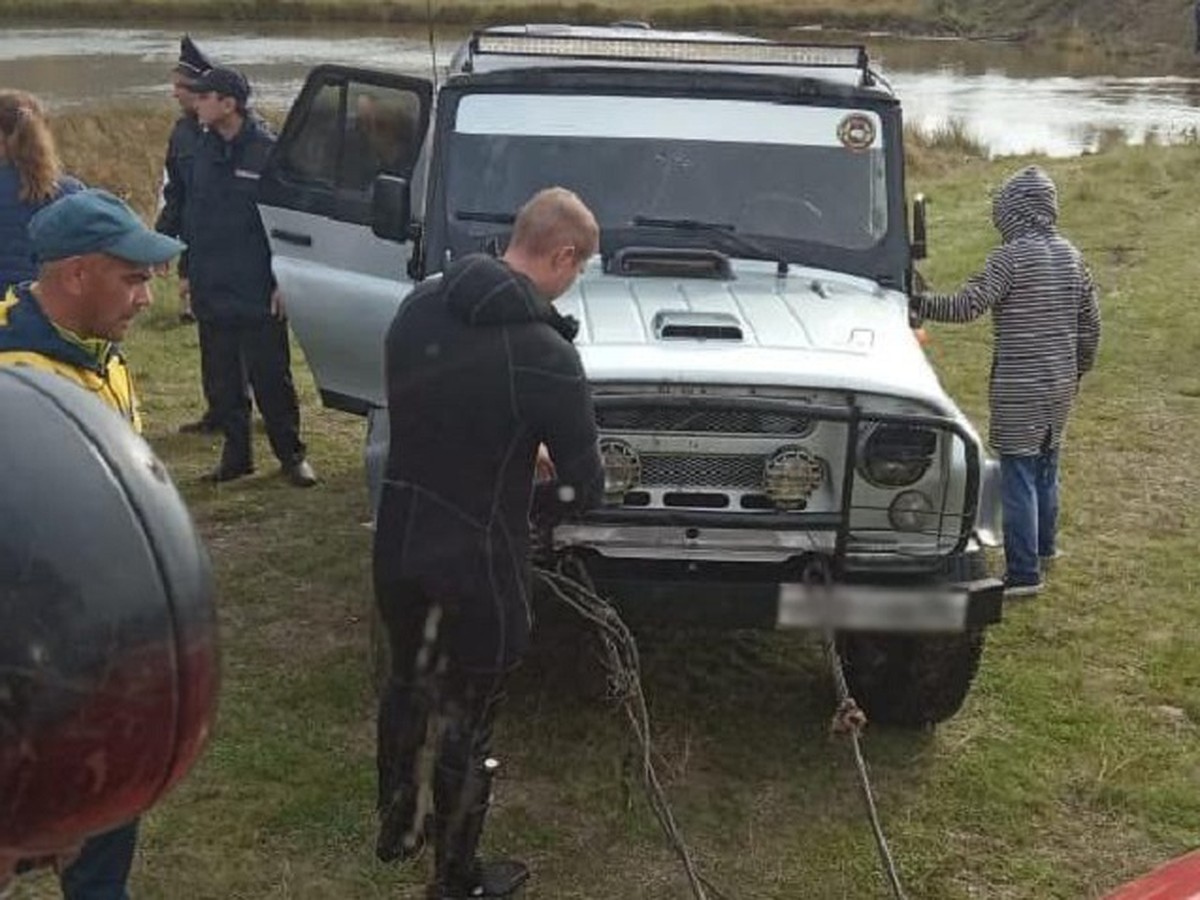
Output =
[{"x1": 992, "y1": 165, "x2": 1058, "y2": 243}]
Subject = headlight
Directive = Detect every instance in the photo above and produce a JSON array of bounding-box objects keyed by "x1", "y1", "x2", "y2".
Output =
[
  {"x1": 888, "y1": 490, "x2": 936, "y2": 533},
  {"x1": 599, "y1": 438, "x2": 640, "y2": 500},
  {"x1": 859, "y1": 425, "x2": 937, "y2": 488},
  {"x1": 763, "y1": 446, "x2": 824, "y2": 510}
]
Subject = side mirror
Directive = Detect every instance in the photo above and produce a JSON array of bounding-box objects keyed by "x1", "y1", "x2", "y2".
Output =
[
  {"x1": 911, "y1": 193, "x2": 928, "y2": 261},
  {"x1": 371, "y1": 174, "x2": 413, "y2": 243}
]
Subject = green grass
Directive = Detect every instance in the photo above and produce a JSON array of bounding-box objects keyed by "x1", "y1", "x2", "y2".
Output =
[{"x1": 11, "y1": 125, "x2": 1200, "y2": 898}]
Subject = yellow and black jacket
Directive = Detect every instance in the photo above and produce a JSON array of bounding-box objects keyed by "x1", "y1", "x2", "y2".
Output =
[{"x1": 0, "y1": 284, "x2": 142, "y2": 433}]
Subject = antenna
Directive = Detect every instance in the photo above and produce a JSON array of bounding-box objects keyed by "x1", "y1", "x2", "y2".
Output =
[{"x1": 425, "y1": 0, "x2": 440, "y2": 91}]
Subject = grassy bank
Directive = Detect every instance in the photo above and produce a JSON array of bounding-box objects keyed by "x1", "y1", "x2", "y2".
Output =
[
  {"x1": 0, "y1": 0, "x2": 935, "y2": 31},
  {"x1": 11, "y1": 112, "x2": 1200, "y2": 899},
  {"x1": 4, "y1": 0, "x2": 1199, "y2": 57},
  {"x1": 939, "y1": 0, "x2": 1200, "y2": 56}
]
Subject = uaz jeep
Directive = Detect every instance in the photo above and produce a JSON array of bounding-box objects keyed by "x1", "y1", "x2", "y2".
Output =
[{"x1": 257, "y1": 24, "x2": 1005, "y2": 726}]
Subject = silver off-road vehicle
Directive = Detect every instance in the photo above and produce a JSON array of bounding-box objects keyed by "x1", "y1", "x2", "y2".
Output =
[{"x1": 257, "y1": 24, "x2": 1005, "y2": 726}]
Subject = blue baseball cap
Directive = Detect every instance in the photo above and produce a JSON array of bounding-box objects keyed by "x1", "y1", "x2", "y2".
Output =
[{"x1": 30, "y1": 189, "x2": 185, "y2": 266}]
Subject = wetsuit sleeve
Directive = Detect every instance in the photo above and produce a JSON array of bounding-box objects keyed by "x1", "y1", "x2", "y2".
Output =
[{"x1": 523, "y1": 340, "x2": 604, "y2": 520}]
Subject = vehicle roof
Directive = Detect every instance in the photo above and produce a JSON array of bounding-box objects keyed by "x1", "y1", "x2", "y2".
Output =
[{"x1": 448, "y1": 23, "x2": 883, "y2": 90}]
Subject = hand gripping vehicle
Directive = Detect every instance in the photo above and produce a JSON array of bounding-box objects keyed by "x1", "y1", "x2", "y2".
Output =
[{"x1": 256, "y1": 24, "x2": 1005, "y2": 727}]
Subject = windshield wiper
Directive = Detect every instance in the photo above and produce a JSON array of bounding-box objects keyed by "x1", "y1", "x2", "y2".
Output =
[
  {"x1": 455, "y1": 209, "x2": 515, "y2": 224},
  {"x1": 630, "y1": 215, "x2": 789, "y2": 273},
  {"x1": 633, "y1": 215, "x2": 736, "y2": 232}
]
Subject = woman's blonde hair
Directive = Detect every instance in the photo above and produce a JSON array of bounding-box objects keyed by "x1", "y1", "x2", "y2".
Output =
[{"x1": 0, "y1": 90, "x2": 63, "y2": 203}]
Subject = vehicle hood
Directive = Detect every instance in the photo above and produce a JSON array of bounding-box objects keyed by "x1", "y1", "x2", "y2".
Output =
[{"x1": 554, "y1": 262, "x2": 954, "y2": 409}]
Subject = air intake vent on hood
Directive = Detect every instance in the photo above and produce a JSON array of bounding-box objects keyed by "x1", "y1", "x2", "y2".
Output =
[
  {"x1": 652, "y1": 311, "x2": 744, "y2": 341},
  {"x1": 610, "y1": 247, "x2": 732, "y2": 280}
]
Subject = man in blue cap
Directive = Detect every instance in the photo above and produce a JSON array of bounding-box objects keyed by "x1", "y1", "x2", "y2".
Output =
[
  {"x1": 157, "y1": 34, "x2": 220, "y2": 434},
  {"x1": 0, "y1": 187, "x2": 185, "y2": 898},
  {"x1": 187, "y1": 66, "x2": 318, "y2": 487}
]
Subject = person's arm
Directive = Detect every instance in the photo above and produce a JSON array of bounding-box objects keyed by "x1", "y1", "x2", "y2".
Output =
[
  {"x1": 1076, "y1": 262, "x2": 1101, "y2": 378},
  {"x1": 915, "y1": 246, "x2": 1014, "y2": 324},
  {"x1": 155, "y1": 139, "x2": 189, "y2": 278},
  {"x1": 524, "y1": 340, "x2": 604, "y2": 520},
  {"x1": 155, "y1": 149, "x2": 184, "y2": 239}
]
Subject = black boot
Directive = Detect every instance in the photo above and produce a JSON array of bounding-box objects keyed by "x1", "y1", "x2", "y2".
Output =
[
  {"x1": 430, "y1": 758, "x2": 529, "y2": 899},
  {"x1": 203, "y1": 435, "x2": 253, "y2": 483},
  {"x1": 426, "y1": 859, "x2": 530, "y2": 899},
  {"x1": 376, "y1": 677, "x2": 434, "y2": 864},
  {"x1": 376, "y1": 787, "x2": 428, "y2": 864}
]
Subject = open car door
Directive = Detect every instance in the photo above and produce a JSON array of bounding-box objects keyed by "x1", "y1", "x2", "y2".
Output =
[{"x1": 258, "y1": 65, "x2": 432, "y2": 414}]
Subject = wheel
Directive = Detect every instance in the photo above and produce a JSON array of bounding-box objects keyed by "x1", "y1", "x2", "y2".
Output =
[{"x1": 837, "y1": 628, "x2": 986, "y2": 727}]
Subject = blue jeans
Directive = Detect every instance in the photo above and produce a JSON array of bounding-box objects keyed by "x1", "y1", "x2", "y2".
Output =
[
  {"x1": 1000, "y1": 450, "x2": 1060, "y2": 586},
  {"x1": 59, "y1": 821, "x2": 138, "y2": 900}
]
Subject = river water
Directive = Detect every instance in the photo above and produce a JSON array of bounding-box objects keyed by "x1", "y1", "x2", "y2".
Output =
[{"x1": 2, "y1": 22, "x2": 1200, "y2": 156}]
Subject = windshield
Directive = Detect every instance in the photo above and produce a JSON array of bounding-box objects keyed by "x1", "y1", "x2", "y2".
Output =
[{"x1": 445, "y1": 93, "x2": 890, "y2": 262}]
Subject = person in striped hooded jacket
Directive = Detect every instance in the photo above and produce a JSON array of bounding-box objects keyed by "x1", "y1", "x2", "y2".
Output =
[{"x1": 913, "y1": 165, "x2": 1101, "y2": 598}]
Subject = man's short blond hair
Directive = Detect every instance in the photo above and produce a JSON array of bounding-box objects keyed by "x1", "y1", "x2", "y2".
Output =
[{"x1": 509, "y1": 187, "x2": 599, "y2": 261}]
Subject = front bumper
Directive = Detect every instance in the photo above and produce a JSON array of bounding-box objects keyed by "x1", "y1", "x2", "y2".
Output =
[{"x1": 565, "y1": 556, "x2": 1004, "y2": 632}]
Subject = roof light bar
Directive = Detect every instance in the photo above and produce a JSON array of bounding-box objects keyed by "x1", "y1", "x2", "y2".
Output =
[{"x1": 471, "y1": 33, "x2": 868, "y2": 70}]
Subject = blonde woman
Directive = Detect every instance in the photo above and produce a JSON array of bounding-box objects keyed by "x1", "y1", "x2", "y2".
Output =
[{"x1": 0, "y1": 90, "x2": 83, "y2": 290}]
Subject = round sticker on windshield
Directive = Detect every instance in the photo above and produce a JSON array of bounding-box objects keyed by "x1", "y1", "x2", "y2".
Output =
[{"x1": 838, "y1": 113, "x2": 877, "y2": 151}]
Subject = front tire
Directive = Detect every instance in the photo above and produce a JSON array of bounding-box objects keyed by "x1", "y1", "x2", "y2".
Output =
[{"x1": 837, "y1": 629, "x2": 986, "y2": 727}]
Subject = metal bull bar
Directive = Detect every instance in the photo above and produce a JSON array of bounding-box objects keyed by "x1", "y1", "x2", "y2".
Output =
[
  {"x1": 576, "y1": 392, "x2": 984, "y2": 563},
  {"x1": 559, "y1": 392, "x2": 1002, "y2": 633}
]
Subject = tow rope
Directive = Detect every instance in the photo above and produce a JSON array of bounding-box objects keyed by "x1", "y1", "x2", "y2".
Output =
[
  {"x1": 805, "y1": 557, "x2": 909, "y2": 900},
  {"x1": 535, "y1": 554, "x2": 908, "y2": 900}
]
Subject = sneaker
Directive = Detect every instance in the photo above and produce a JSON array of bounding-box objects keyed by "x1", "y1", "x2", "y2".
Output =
[{"x1": 1004, "y1": 578, "x2": 1043, "y2": 599}]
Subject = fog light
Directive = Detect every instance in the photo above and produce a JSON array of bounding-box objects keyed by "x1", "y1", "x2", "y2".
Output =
[
  {"x1": 888, "y1": 490, "x2": 936, "y2": 533},
  {"x1": 599, "y1": 438, "x2": 641, "y2": 500},
  {"x1": 763, "y1": 446, "x2": 823, "y2": 510}
]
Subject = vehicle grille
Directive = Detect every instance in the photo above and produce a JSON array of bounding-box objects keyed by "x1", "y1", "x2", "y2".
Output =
[
  {"x1": 640, "y1": 453, "x2": 764, "y2": 489},
  {"x1": 597, "y1": 407, "x2": 812, "y2": 435}
]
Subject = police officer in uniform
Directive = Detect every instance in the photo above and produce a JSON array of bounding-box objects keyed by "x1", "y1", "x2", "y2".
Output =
[
  {"x1": 156, "y1": 35, "x2": 221, "y2": 432},
  {"x1": 185, "y1": 67, "x2": 317, "y2": 487}
]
